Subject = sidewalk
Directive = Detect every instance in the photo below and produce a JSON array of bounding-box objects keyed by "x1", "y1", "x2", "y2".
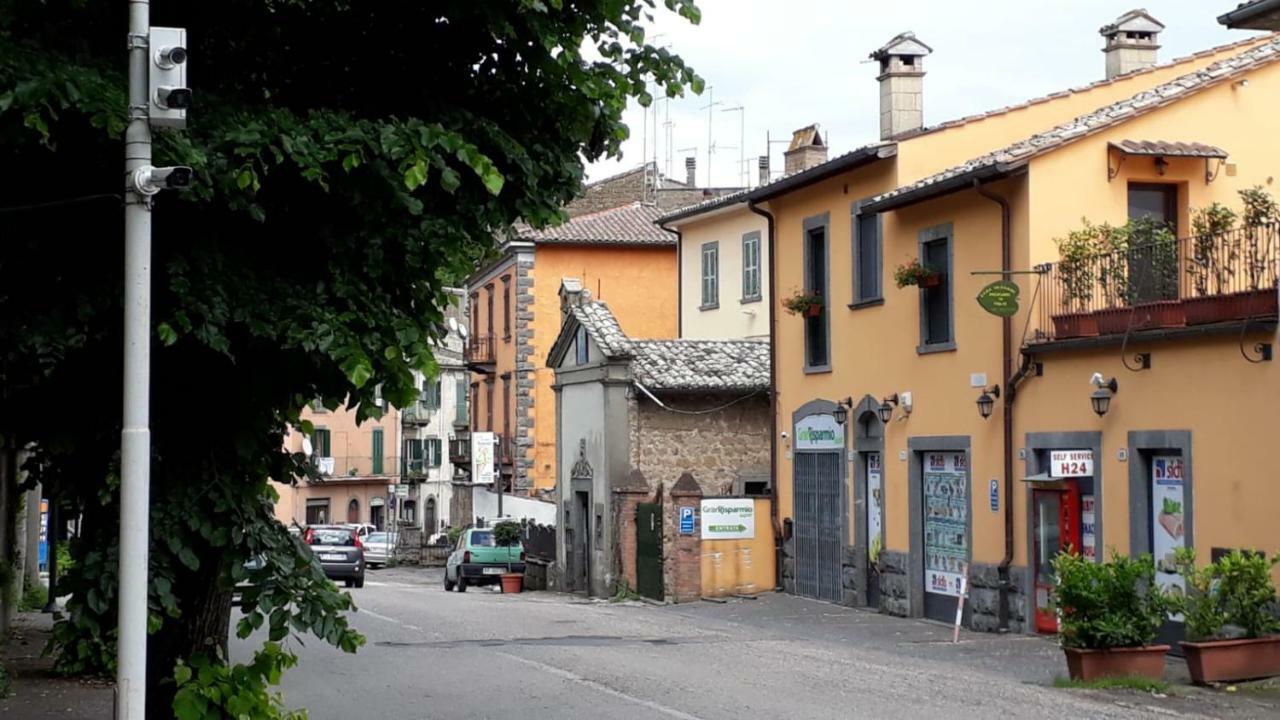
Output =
[{"x1": 0, "y1": 612, "x2": 114, "y2": 719}]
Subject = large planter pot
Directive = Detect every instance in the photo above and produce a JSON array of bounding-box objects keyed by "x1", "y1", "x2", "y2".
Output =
[
  {"x1": 1052, "y1": 312, "x2": 1100, "y2": 339},
  {"x1": 1184, "y1": 289, "x2": 1279, "y2": 326},
  {"x1": 500, "y1": 572, "x2": 524, "y2": 594},
  {"x1": 1063, "y1": 645, "x2": 1170, "y2": 682},
  {"x1": 1094, "y1": 308, "x2": 1134, "y2": 335},
  {"x1": 1130, "y1": 300, "x2": 1186, "y2": 331},
  {"x1": 1181, "y1": 636, "x2": 1280, "y2": 684}
]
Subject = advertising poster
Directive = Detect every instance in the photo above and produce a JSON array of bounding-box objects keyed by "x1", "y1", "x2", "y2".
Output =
[
  {"x1": 923, "y1": 452, "x2": 968, "y2": 598},
  {"x1": 1080, "y1": 495, "x2": 1097, "y2": 561},
  {"x1": 472, "y1": 431, "x2": 495, "y2": 485},
  {"x1": 1152, "y1": 455, "x2": 1186, "y2": 613},
  {"x1": 867, "y1": 453, "x2": 883, "y2": 564},
  {"x1": 700, "y1": 498, "x2": 755, "y2": 540}
]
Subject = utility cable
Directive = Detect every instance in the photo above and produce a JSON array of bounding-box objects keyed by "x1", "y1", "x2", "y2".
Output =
[{"x1": 633, "y1": 381, "x2": 764, "y2": 415}]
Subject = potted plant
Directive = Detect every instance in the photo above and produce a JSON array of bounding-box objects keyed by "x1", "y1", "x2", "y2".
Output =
[
  {"x1": 1173, "y1": 548, "x2": 1280, "y2": 684},
  {"x1": 493, "y1": 520, "x2": 525, "y2": 593},
  {"x1": 1052, "y1": 222, "x2": 1101, "y2": 338},
  {"x1": 782, "y1": 290, "x2": 824, "y2": 318},
  {"x1": 1051, "y1": 550, "x2": 1171, "y2": 681},
  {"x1": 894, "y1": 259, "x2": 940, "y2": 289}
]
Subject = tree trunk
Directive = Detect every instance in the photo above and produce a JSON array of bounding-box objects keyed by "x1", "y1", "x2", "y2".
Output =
[
  {"x1": 0, "y1": 449, "x2": 16, "y2": 637},
  {"x1": 24, "y1": 480, "x2": 42, "y2": 590},
  {"x1": 146, "y1": 564, "x2": 233, "y2": 720},
  {"x1": 12, "y1": 486, "x2": 26, "y2": 603}
]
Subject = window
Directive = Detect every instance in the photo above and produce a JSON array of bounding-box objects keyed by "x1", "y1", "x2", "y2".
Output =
[
  {"x1": 346, "y1": 499, "x2": 360, "y2": 524},
  {"x1": 310, "y1": 428, "x2": 331, "y2": 457},
  {"x1": 485, "y1": 379, "x2": 494, "y2": 432},
  {"x1": 575, "y1": 325, "x2": 589, "y2": 365},
  {"x1": 700, "y1": 241, "x2": 719, "y2": 309},
  {"x1": 741, "y1": 232, "x2": 761, "y2": 302},
  {"x1": 454, "y1": 377, "x2": 468, "y2": 426},
  {"x1": 501, "y1": 374, "x2": 511, "y2": 441},
  {"x1": 425, "y1": 498, "x2": 437, "y2": 533},
  {"x1": 501, "y1": 274, "x2": 512, "y2": 342},
  {"x1": 918, "y1": 224, "x2": 954, "y2": 352},
  {"x1": 305, "y1": 498, "x2": 330, "y2": 526},
  {"x1": 470, "y1": 382, "x2": 478, "y2": 431},
  {"x1": 426, "y1": 438, "x2": 442, "y2": 468},
  {"x1": 405, "y1": 438, "x2": 424, "y2": 474},
  {"x1": 371, "y1": 428, "x2": 384, "y2": 474},
  {"x1": 421, "y1": 378, "x2": 441, "y2": 410},
  {"x1": 402, "y1": 499, "x2": 416, "y2": 524},
  {"x1": 853, "y1": 206, "x2": 882, "y2": 305},
  {"x1": 1127, "y1": 183, "x2": 1180, "y2": 304},
  {"x1": 803, "y1": 214, "x2": 830, "y2": 371},
  {"x1": 469, "y1": 292, "x2": 479, "y2": 338},
  {"x1": 485, "y1": 283, "x2": 495, "y2": 338}
]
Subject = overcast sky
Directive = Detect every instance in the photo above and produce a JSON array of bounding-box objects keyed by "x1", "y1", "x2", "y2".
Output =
[{"x1": 584, "y1": 1, "x2": 1264, "y2": 187}]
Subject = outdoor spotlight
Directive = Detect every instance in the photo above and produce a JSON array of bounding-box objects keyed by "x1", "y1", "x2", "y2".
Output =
[
  {"x1": 1090, "y1": 376, "x2": 1118, "y2": 417},
  {"x1": 976, "y1": 385, "x2": 1000, "y2": 420},
  {"x1": 877, "y1": 394, "x2": 898, "y2": 424},
  {"x1": 833, "y1": 396, "x2": 853, "y2": 425}
]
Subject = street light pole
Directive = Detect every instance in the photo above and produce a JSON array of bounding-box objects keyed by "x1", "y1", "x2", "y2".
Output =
[{"x1": 118, "y1": 0, "x2": 153, "y2": 717}]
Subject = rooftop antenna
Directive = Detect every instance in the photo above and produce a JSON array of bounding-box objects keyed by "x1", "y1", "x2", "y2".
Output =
[
  {"x1": 764, "y1": 131, "x2": 791, "y2": 183},
  {"x1": 722, "y1": 105, "x2": 745, "y2": 188},
  {"x1": 700, "y1": 86, "x2": 721, "y2": 187}
]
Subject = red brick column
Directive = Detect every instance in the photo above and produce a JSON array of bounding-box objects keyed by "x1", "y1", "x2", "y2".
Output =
[
  {"x1": 614, "y1": 487, "x2": 646, "y2": 593},
  {"x1": 669, "y1": 472, "x2": 703, "y2": 603}
]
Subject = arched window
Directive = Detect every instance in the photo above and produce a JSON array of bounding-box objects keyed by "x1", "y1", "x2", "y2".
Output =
[
  {"x1": 424, "y1": 497, "x2": 437, "y2": 533},
  {"x1": 347, "y1": 498, "x2": 360, "y2": 524},
  {"x1": 402, "y1": 499, "x2": 417, "y2": 524}
]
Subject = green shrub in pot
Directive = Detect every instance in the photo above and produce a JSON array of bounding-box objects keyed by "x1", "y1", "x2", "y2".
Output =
[
  {"x1": 1174, "y1": 547, "x2": 1280, "y2": 642},
  {"x1": 1051, "y1": 550, "x2": 1169, "y2": 650}
]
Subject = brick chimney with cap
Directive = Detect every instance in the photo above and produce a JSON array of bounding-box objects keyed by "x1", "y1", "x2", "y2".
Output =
[
  {"x1": 783, "y1": 125, "x2": 828, "y2": 175},
  {"x1": 1100, "y1": 9, "x2": 1164, "y2": 80},
  {"x1": 870, "y1": 32, "x2": 933, "y2": 140}
]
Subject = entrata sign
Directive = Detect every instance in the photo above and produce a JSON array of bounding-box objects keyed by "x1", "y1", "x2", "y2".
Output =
[
  {"x1": 700, "y1": 499, "x2": 755, "y2": 540},
  {"x1": 1050, "y1": 450, "x2": 1094, "y2": 478},
  {"x1": 976, "y1": 280, "x2": 1020, "y2": 317},
  {"x1": 795, "y1": 413, "x2": 843, "y2": 451}
]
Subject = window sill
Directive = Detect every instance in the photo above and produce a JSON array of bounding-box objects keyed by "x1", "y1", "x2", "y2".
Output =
[
  {"x1": 916, "y1": 341, "x2": 957, "y2": 355},
  {"x1": 740, "y1": 296, "x2": 762, "y2": 305},
  {"x1": 848, "y1": 298, "x2": 884, "y2": 310},
  {"x1": 803, "y1": 364, "x2": 832, "y2": 375},
  {"x1": 699, "y1": 303, "x2": 720, "y2": 311}
]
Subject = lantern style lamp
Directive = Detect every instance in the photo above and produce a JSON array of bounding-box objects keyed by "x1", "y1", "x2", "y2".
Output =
[
  {"x1": 1090, "y1": 375, "x2": 1118, "y2": 417},
  {"x1": 877, "y1": 394, "x2": 899, "y2": 424},
  {"x1": 976, "y1": 385, "x2": 1000, "y2": 420},
  {"x1": 832, "y1": 397, "x2": 853, "y2": 425}
]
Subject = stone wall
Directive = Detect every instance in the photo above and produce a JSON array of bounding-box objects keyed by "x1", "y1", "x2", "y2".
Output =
[
  {"x1": 513, "y1": 256, "x2": 536, "y2": 490},
  {"x1": 628, "y1": 393, "x2": 770, "y2": 497},
  {"x1": 877, "y1": 550, "x2": 910, "y2": 617},
  {"x1": 967, "y1": 562, "x2": 1028, "y2": 634},
  {"x1": 565, "y1": 167, "x2": 648, "y2": 217}
]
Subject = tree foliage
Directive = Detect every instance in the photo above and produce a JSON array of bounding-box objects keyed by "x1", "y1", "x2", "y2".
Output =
[{"x1": 0, "y1": 1, "x2": 700, "y2": 716}]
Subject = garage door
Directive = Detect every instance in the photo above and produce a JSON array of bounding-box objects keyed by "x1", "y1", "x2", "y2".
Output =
[{"x1": 794, "y1": 451, "x2": 843, "y2": 602}]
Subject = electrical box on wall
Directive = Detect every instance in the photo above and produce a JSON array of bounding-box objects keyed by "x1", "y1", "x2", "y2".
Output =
[{"x1": 148, "y1": 27, "x2": 190, "y2": 129}]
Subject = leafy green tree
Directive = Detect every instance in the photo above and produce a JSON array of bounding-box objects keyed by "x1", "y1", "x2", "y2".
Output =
[{"x1": 0, "y1": 1, "x2": 700, "y2": 716}]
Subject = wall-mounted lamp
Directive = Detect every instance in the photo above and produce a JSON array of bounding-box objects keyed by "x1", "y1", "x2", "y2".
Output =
[
  {"x1": 877, "y1": 394, "x2": 899, "y2": 424},
  {"x1": 1234, "y1": 78, "x2": 1250, "y2": 89},
  {"x1": 833, "y1": 396, "x2": 853, "y2": 425},
  {"x1": 1089, "y1": 373, "x2": 1119, "y2": 417},
  {"x1": 976, "y1": 385, "x2": 1000, "y2": 420},
  {"x1": 1154, "y1": 156, "x2": 1169, "y2": 176}
]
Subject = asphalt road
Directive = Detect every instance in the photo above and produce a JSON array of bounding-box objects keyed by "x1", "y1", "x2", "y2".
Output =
[{"x1": 232, "y1": 567, "x2": 1275, "y2": 720}]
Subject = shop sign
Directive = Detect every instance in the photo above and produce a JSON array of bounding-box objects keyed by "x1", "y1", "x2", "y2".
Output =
[
  {"x1": 794, "y1": 413, "x2": 843, "y2": 451},
  {"x1": 1049, "y1": 450, "x2": 1093, "y2": 478},
  {"x1": 1152, "y1": 455, "x2": 1186, "y2": 618},
  {"x1": 1080, "y1": 495, "x2": 1097, "y2": 560},
  {"x1": 472, "y1": 431, "x2": 495, "y2": 485},
  {"x1": 924, "y1": 452, "x2": 968, "y2": 598},
  {"x1": 976, "y1": 280, "x2": 1020, "y2": 317},
  {"x1": 700, "y1": 498, "x2": 755, "y2": 540}
]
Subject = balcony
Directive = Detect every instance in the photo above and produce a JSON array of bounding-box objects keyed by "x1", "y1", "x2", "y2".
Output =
[
  {"x1": 401, "y1": 402, "x2": 435, "y2": 425},
  {"x1": 1036, "y1": 223, "x2": 1279, "y2": 343},
  {"x1": 308, "y1": 455, "x2": 402, "y2": 480},
  {"x1": 403, "y1": 457, "x2": 441, "y2": 479},
  {"x1": 465, "y1": 333, "x2": 496, "y2": 369},
  {"x1": 449, "y1": 437, "x2": 471, "y2": 465},
  {"x1": 453, "y1": 405, "x2": 470, "y2": 429}
]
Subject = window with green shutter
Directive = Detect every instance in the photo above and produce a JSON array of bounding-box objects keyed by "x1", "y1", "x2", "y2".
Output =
[
  {"x1": 422, "y1": 378, "x2": 441, "y2": 410},
  {"x1": 454, "y1": 377, "x2": 468, "y2": 425},
  {"x1": 311, "y1": 428, "x2": 331, "y2": 457},
  {"x1": 404, "y1": 438, "x2": 424, "y2": 474},
  {"x1": 371, "y1": 428, "x2": 384, "y2": 474},
  {"x1": 427, "y1": 438, "x2": 443, "y2": 467}
]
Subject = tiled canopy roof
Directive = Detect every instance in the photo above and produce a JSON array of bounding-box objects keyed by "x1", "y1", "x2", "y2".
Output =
[
  {"x1": 562, "y1": 301, "x2": 769, "y2": 392},
  {"x1": 865, "y1": 36, "x2": 1280, "y2": 212},
  {"x1": 515, "y1": 202, "x2": 673, "y2": 245},
  {"x1": 1110, "y1": 140, "x2": 1228, "y2": 158}
]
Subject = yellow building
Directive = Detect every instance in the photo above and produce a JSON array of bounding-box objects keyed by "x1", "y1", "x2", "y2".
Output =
[{"x1": 667, "y1": 12, "x2": 1278, "y2": 637}]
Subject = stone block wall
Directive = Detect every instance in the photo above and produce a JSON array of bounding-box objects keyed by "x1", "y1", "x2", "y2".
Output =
[
  {"x1": 628, "y1": 394, "x2": 770, "y2": 498},
  {"x1": 878, "y1": 550, "x2": 910, "y2": 617},
  {"x1": 513, "y1": 257, "x2": 536, "y2": 490},
  {"x1": 967, "y1": 563, "x2": 1028, "y2": 634},
  {"x1": 840, "y1": 545, "x2": 863, "y2": 608}
]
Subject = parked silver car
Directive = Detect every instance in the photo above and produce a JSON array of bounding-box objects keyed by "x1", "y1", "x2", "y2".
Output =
[
  {"x1": 362, "y1": 532, "x2": 393, "y2": 567},
  {"x1": 304, "y1": 525, "x2": 365, "y2": 588}
]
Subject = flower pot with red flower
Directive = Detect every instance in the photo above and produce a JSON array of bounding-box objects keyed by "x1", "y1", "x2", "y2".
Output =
[
  {"x1": 894, "y1": 259, "x2": 940, "y2": 290},
  {"x1": 782, "y1": 291, "x2": 824, "y2": 318}
]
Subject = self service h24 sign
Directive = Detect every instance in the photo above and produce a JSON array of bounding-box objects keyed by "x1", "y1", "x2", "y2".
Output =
[{"x1": 700, "y1": 499, "x2": 755, "y2": 540}]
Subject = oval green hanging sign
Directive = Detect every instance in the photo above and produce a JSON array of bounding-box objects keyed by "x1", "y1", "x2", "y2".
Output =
[{"x1": 976, "y1": 280, "x2": 1020, "y2": 317}]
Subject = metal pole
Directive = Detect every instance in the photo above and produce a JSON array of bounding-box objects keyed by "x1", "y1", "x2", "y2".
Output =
[{"x1": 118, "y1": 0, "x2": 152, "y2": 717}]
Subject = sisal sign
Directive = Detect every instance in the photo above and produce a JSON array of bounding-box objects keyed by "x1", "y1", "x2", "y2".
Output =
[
  {"x1": 976, "y1": 280, "x2": 1020, "y2": 317},
  {"x1": 795, "y1": 413, "x2": 843, "y2": 451},
  {"x1": 1049, "y1": 450, "x2": 1093, "y2": 478}
]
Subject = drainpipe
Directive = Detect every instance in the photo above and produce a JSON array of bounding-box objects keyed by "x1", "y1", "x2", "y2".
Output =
[
  {"x1": 747, "y1": 199, "x2": 782, "y2": 591},
  {"x1": 974, "y1": 180, "x2": 1015, "y2": 631},
  {"x1": 660, "y1": 223, "x2": 684, "y2": 337}
]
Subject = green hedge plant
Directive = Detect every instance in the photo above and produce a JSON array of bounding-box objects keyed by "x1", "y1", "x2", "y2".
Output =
[
  {"x1": 1051, "y1": 550, "x2": 1170, "y2": 650},
  {"x1": 1174, "y1": 547, "x2": 1280, "y2": 642}
]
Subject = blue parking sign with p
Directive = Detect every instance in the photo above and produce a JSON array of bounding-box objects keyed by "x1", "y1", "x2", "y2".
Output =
[{"x1": 679, "y1": 506, "x2": 695, "y2": 535}]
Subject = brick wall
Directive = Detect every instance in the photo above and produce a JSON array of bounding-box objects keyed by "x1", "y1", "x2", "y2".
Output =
[
  {"x1": 669, "y1": 480, "x2": 703, "y2": 603},
  {"x1": 613, "y1": 486, "x2": 648, "y2": 593}
]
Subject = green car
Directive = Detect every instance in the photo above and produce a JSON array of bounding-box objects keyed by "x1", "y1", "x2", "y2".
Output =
[{"x1": 444, "y1": 528, "x2": 525, "y2": 592}]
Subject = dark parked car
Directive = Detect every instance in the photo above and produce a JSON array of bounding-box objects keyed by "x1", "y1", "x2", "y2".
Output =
[{"x1": 305, "y1": 525, "x2": 366, "y2": 588}]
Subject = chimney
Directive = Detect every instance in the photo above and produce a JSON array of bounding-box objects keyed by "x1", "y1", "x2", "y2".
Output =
[
  {"x1": 684, "y1": 156, "x2": 697, "y2": 187},
  {"x1": 758, "y1": 155, "x2": 770, "y2": 186},
  {"x1": 558, "y1": 277, "x2": 590, "y2": 323},
  {"x1": 783, "y1": 125, "x2": 828, "y2": 175},
  {"x1": 1100, "y1": 9, "x2": 1164, "y2": 80},
  {"x1": 870, "y1": 32, "x2": 933, "y2": 140}
]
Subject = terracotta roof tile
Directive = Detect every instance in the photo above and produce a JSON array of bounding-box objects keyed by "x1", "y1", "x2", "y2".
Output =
[
  {"x1": 515, "y1": 202, "x2": 672, "y2": 245},
  {"x1": 1111, "y1": 140, "x2": 1228, "y2": 158}
]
